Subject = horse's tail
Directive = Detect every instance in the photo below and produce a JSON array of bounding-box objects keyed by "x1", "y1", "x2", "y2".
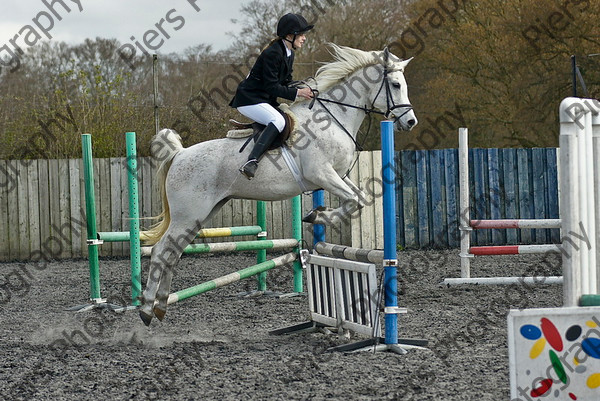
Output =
[{"x1": 140, "y1": 129, "x2": 184, "y2": 245}]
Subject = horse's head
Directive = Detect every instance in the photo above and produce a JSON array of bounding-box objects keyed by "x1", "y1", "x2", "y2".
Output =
[
  {"x1": 371, "y1": 47, "x2": 418, "y2": 132},
  {"x1": 313, "y1": 44, "x2": 417, "y2": 132}
]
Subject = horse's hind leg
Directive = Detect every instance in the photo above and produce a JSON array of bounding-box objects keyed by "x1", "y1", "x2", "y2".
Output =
[
  {"x1": 153, "y1": 223, "x2": 198, "y2": 321},
  {"x1": 139, "y1": 221, "x2": 199, "y2": 326},
  {"x1": 139, "y1": 256, "x2": 163, "y2": 326}
]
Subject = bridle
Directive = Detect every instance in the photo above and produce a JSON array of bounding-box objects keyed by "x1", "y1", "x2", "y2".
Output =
[
  {"x1": 374, "y1": 63, "x2": 414, "y2": 124},
  {"x1": 305, "y1": 52, "x2": 413, "y2": 150}
]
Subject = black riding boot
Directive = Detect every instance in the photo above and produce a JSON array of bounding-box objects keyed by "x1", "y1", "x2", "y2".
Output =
[{"x1": 239, "y1": 123, "x2": 280, "y2": 179}]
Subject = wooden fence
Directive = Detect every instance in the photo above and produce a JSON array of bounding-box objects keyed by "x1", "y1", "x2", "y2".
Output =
[
  {"x1": 393, "y1": 147, "x2": 559, "y2": 249},
  {"x1": 0, "y1": 147, "x2": 559, "y2": 261}
]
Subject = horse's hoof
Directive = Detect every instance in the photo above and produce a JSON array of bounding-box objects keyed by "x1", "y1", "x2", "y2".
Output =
[
  {"x1": 303, "y1": 209, "x2": 317, "y2": 224},
  {"x1": 153, "y1": 307, "x2": 166, "y2": 321},
  {"x1": 139, "y1": 310, "x2": 153, "y2": 326}
]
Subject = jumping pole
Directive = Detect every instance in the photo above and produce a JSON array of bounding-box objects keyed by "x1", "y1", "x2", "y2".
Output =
[
  {"x1": 99, "y1": 225, "x2": 264, "y2": 242},
  {"x1": 167, "y1": 252, "x2": 298, "y2": 304},
  {"x1": 314, "y1": 242, "x2": 384, "y2": 264},
  {"x1": 140, "y1": 238, "x2": 298, "y2": 256}
]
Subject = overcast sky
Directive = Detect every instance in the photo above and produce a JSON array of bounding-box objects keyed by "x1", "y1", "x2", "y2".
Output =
[{"x1": 0, "y1": 0, "x2": 249, "y2": 55}]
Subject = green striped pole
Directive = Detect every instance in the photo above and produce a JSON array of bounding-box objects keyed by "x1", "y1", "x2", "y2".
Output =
[
  {"x1": 81, "y1": 134, "x2": 102, "y2": 301},
  {"x1": 167, "y1": 252, "x2": 297, "y2": 304},
  {"x1": 580, "y1": 295, "x2": 600, "y2": 306},
  {"x1": 140, "y1": 239, "x2": 298, "y2": 256},
  {"x1": 97, "y1": 232, "x2": 130, "y2": 242},
  {"x1": 98, "y1": 225, "x2": 263, "y2": 242},
  {"x1": 256, "y1": 201, "x2": 267, "y2": 291},
  {"x1": 292, "y1": 195, "x2": 303, "y2": 292},
  {"x1": 195, "y1": 225, "x2": 263, "y2": 238},
  {"x1": 126, "y1": 132, "x2": 141, "y2": 305}
]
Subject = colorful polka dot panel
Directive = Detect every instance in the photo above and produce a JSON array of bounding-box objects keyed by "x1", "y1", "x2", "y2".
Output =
[{"x1": 509, "y1": 308, "x2": 600, "y2": 401}]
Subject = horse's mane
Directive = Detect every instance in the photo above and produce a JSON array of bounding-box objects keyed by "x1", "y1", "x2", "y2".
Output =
[{"x1": 314, "y1": 44, "x2": 384, "y2": 91}]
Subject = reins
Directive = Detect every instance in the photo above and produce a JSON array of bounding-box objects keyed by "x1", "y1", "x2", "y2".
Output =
[
  {"x1": 304, "y1": 59, "x2": 414, "y2": 151},
  {"x1": 309, "y1": 92, "x2": 365, "y2": 151},
  {"x1": 298, "y1": 58, "x2": 413, "y2": 179}
]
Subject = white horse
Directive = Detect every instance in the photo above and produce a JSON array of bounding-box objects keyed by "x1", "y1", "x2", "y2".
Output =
[{"x1": 139, "y1": 44, "x2": 417, "y2": 325}]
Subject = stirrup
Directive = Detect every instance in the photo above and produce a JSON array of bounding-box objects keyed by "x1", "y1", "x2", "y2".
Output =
[{"x1": 239, "y1": 159, "x2": 259, "y2": 179}]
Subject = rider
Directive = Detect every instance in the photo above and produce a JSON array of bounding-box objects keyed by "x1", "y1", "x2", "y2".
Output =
[{"x1": 230, "y1": 13, "x2": 314, "y2": 179}]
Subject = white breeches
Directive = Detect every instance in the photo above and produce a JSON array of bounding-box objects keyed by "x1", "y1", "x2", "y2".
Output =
[{"x1": 237, "y1": 103, "x2": 285, "y2": 133}]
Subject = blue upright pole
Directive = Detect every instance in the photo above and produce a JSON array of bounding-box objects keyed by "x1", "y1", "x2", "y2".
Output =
[
  {"x1": 313, "y1": 190, "x2": 326, "y2": 245},
  {"x1": 381, "y1": 120, "x2": 398, "y2": 345}
]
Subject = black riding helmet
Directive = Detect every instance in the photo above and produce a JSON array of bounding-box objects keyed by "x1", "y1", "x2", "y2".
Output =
[{"x1": 277, "y1": 13, "x2": 314, "y2": 49}]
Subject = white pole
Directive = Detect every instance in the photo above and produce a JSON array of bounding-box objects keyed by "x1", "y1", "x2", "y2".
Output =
[
  {"x1": 560, "y1": 98, "x2": 582, "y2": 306},
  {"x1": 443, "y1": 276, "x2": 563, "y2": 286},
  {"x1": 470, "y1": 219, "x2": 561, "y2": 229},
  {"x1": 593, "y1": 111, "x2": 600, "y2": 293},
  {"x1": 458, "y1": 128, "x2": 471, "y2": 278},
  {"x1": 584, "y1": 112, "x2": 597, "y2": 295},
  {"x1": 577, "y1": 113, "x2": 590, "y2": 295}
]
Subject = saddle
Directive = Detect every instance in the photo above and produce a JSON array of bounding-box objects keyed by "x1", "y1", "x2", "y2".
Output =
[{"x1": 227, "y1": 104, "x2": 297, "y2": 151}]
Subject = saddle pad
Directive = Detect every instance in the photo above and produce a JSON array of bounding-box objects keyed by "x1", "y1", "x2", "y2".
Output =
[{"x1": 226, "y1": 104, "x2": 299, "y2": 152}]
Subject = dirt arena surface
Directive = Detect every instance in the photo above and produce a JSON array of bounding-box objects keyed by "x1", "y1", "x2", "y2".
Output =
[{"x1": 0, "y1": 249, "x2": 562, "y2": 400}]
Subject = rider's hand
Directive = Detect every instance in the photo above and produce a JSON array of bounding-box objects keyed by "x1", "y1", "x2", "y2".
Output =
[{"x1": 296, "y1": 87, "x2": 314, "y2": 100}]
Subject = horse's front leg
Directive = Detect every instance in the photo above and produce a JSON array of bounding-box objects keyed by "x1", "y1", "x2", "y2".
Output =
[
  {"x1": 303, "y1": 170, "x2": 364, "y2": 225},
  {"x1": 342, "y1": 176, "x2": 368, "y2": 204}
]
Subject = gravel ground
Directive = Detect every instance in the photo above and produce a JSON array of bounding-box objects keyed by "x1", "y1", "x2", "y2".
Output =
[{"x1": 0, "y1": 249, "x2": 562, "y2": 400}]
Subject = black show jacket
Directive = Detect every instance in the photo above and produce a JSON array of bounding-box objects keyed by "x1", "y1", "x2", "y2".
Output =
[{"x1": 229, "y1": 40, "x2": 298, "y2": 108}]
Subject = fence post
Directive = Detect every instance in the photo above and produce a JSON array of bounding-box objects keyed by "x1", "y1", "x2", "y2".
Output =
[
  {"x1": 312, "y1": 190, "x2": 325, "y2": 245},
  {"x1": 381, "y1": 120, "x2": 398, "y2": 346},
  {"x1": 292, "y1": 195, "x2": 303, "y2": 292},
  {"x1": 81, "y1": 134, "x2": 102, "y2": 301},
  {"x1": 256, "y1": 200, "x2": 267, "y2": 291},
  {"x1": 126, "y1": 132, "x2": 141, "y2": 305}
]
